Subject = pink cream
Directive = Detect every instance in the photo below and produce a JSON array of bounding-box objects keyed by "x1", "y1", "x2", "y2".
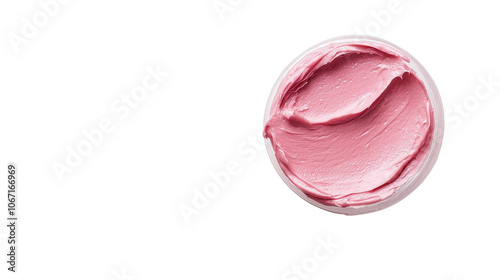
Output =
[{"x1": 264, "y1": 41, "x2": 434, "y2": 207}]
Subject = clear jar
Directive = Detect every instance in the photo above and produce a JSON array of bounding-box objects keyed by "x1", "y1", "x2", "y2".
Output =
[{"x1": 263, "y1": 35, "x2": 445, "y2": 215}]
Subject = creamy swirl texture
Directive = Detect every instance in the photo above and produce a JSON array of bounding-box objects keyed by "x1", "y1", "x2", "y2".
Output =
[{"x1": 264, "y1": 41, "x2": 434, "y2": 207}]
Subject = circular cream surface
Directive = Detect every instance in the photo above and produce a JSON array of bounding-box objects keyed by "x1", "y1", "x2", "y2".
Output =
[{"x1": 264, "y1": 40, "x2": 434, "y2": 207}]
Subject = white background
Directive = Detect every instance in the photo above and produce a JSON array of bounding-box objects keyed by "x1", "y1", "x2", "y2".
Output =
[{"x1": 0, "y1": 1, "x2": 499, "y2": 279}]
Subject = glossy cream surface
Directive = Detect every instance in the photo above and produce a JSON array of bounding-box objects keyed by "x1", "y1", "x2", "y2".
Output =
[{"x1": 264, "y1": 41, "x2": 434, "y2": 207}]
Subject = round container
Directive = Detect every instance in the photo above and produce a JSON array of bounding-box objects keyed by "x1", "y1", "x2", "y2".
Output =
[{"x1": 263, "y1": 35, "x2": 444, "y2": 215}]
